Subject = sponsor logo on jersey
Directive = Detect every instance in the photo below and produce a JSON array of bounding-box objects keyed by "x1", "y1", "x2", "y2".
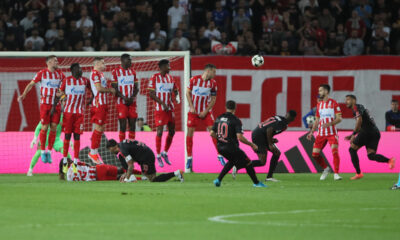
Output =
[
  {"x1": 193, "y1": 86, "x2": 211, "y2": 96},
  {"x1": 68, "y1": 86, "x2": 85, "y2": 94},
  {"x1": 157, "y1": 84, "x2": 173, "y2": 92},
  {"x1": 119, "y1": 77, "x2": 135, "y2": 85},
  {"x1": 45, "y1": 80, "x2": 60, "y2": 88}
]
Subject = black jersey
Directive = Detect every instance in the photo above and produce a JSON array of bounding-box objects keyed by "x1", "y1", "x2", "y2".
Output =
[
  {"x1": 118, "y1": 139, "x2": 154, "y2": 165},
  {"x1": 352, "y1": 104, "x2": 378, "y2": 132},
  {"x1": 254, "y1": 115, "x2": 288, "y2": 136},
  {"x1": 212, "y1": 112, "x2": 243, "y2": 147}
]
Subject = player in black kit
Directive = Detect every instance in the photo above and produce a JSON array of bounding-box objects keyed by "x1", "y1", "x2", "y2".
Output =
[
  {"x1": 210, "y1": 100, "x2": 266, "y2": 187},
  {"x1": 251, "y1": 110, "x2": 297, "y2": 182},
  {"x1": 345, "y1": 95, "x2": 395, "y2": 180},
  {"x1": 106, "y1": 139, "x2": 184, "y2": 182}
]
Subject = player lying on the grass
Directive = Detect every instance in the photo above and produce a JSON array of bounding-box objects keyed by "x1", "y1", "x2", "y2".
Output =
[
  {"x1": 18, "y1": 55, "x2": 66, "y2": 164},
  {"x1": 210, "y1": 100, "x2": 266, "y2": 188},
  {"x1": 307, "y1": 84, "x2": 343, "y2": 181},
  {"x1": 345, "y1": 95, "x2": 395, "y2": 180},
  {"x1": 27, "y1": 115, "x2": 71, "y2": 176},
  {"x1": 56, "y1": 63, "x2": 92, "y2": 174},
  {"x1": 111, "y1": 54, "x2": 139, "y2": 142},
  {"x1": 106, "y1": 139, "x2": 184, "y2": 183},
  {"x1": 148, "y1": 59, "x2": 180, "y2": 167},
  {"x1": 251, "y1": 110, "x2": 297, "y2": 182}
]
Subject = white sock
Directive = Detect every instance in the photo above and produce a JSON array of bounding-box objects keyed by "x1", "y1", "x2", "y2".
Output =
[
  {"x1": 41, "y1": 150, "x2": 46, "y2": 154},
  {"x1": 90, "y1": 149, "x2": 97, "y2": 155},
  {"x1": 187, "y1": 156, "x2": 192, "y2": 160},
  {"x1": 174, "y1": 170, "x2": 180, "y2": 176},
  {"x1": 157, "y1": 154, "x2": 161, "y2": 158},
  {"x1": 218, "y1": 155, "x2": 223, "y2": 158},
  {"x1": 162, "y1": 151, "x2": 167, "y2": 155},
  {"x1": 63, "y1": 157, "x2": 67, "y2": 164},
  {"x1": 73, "y1": 158, "x2": 78, "y2": 165}
]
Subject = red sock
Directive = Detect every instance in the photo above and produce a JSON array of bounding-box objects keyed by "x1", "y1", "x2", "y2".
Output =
[
  {"x1": 164, "y1": 134, "x2": 173, "y2": 152},
  {"x1": 332, "y1": 148, "x2": 340, "y2": 173},
  {"x1": 39, "y1": 129, "x2": 47, "y2": 151},
  {"x1": 212, "y1": 137, "x2": 218, "y2": 151},
  {"x1": 312, "y1": 153, "x2": 327, "y2": 169},
  {"x1": 128, "y1": 131, "x2": 135, "y2": 140},
  {"x1": 91, "y1": 130, "x2": 102, "y2": 150},
  {"x1": 74, "y1": 140, "x2": 80, "y2": 159},
  {"x1": 186, "y1": 136, "x2": 193, "y2": 157},
  {"x1": 47, "y1": 130, "x2": 56, "y2": 150},
  {"x1": 63, "y1": 139, "x2": 70, "y2": 158},
  {"x1": 156, "y1": 135, "x2": 162, "y2": 154},
  {"x1": 119, "y1": 131, "x2": 125, "y2": 142}
]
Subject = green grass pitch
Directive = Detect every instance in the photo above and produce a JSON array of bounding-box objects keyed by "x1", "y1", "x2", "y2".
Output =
[{"x1": 0, "y1": 173, "x2": 399, "y2": 240}]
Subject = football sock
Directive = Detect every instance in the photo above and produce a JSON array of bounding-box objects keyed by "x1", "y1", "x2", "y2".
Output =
[
  {"x1": 267, "y1": 154, "x2": 279, "y2": 178},
  {"x1": 47, "y1": 130, "x2": 56, "y2": 150},
  {"x1": 217, "y1": 161, "x2": 234, "y2": 182},
  {"x1": 119, "y1": 131, "x2": 125, "y2": 142},
  {"x1": 73, "y1": 158, "x2": 78, "y2": 165},
  {"x1": 156, "y1": 135, "x2": 162, "y2": 154},
  {"x1": 332, "y1": 148, "x2": 340, "y2": 173},
  {"x1": 349, "y1": 148, "x2": 361, "y2": 174},
  {"x1": 367, "y1": 153, "x2": 389, "y2": 162},
  {"x1": 39, "y1": 129, "x2": 47, "y2": 151},
  {"x1": 245, "y1": 165, "x2": 259, "y2": 184},
  {"x1": 186, "y1": 136, "x2": 193, "y2": 157},
  {"x1": 312, "y1": 152, "x2": 327, "y2": 169},
  {"x1": 164, "y1": 134, "x2": 173, "y2": 152},
  {"x1": 63, "y1": 139, "x2": 70, "y2": 158},
  {"x1": 128, "y1": 131, "x2": 135, "y2": 140},
  {"x1": 63, "y1": 157, "x2": 67, "y2": 164},
  {"x1": 152, "y1": 172, "x2": 175, "y2": 182},
  {"x1": 30, "y1": 150, "x2": 41, "y2": 169},
  {"x1": 397, "y1": 173, "x2": 400, "y2": 186},
  {"x1": 91, "y1": 130, "x2": 102, "y2": 152},
  {"x1": 74, "y1": 140, "x2": 80, "y2": 159}
]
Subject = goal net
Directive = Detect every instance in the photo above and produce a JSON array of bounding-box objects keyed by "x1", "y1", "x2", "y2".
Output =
[{"x1": 0, "y1": 51, "x2": 189, "y2": 172}]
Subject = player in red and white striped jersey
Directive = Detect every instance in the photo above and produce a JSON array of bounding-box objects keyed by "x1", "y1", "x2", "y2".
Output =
[
  {"x1": 57, "y1": 63, "x2": 91, "y2": 173},
  {"x1": 88, "y1": 57, "x2": 116, "y2": 164},
  {"x1": 186, "y1": 64, "x2": 223, "y2": 170},
  {"x1": 307, "y1": 84, "x2": 343, "y2": 181},
  {"x1": 148, "y1": 59, "x2": 180, "y2": 167},
  {"x1": 111, "y1": 54, "x2": 139, "y2": 142},
  {"x1": 18, "y1": 55, "x2": 65, "y2": 164}
]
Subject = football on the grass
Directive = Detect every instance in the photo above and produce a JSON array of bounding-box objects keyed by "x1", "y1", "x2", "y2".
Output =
[{"x1": 251, "y1": 54, "x2": 264, "y2": 67}]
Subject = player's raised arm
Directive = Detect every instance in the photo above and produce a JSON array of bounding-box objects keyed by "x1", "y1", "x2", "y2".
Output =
[{"x1": 18, "y1": 80, "x2": 36, "y2": 102}]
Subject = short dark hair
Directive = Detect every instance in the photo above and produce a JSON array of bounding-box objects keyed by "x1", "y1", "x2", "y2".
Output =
[
  {"x1": 106, "y1": 139, "x2": 118, "y2": 148},
  {"x1": 121, "y1": 53, "x2": 130, "y2": 61},
  {"x1": 226, "y1": 100, "x2": 236, "y2": 110},
  {"x1": 70, "y1": 63, "x2": 80, "y2": 71},
  {"x1": 288, "y1": 110, "x2": 297, "y2": 118},
  {"x1": 205, "y1": 64, "x2": 216, "y2": 70},
  {"x1": 346, "y1": 94, "x2": 357, "y2": 100},
  {"x1": 319, "y1": 84, "x2": 331, "y2": 93},
  {"x1": 158, "y1": 59, "x2": 169, "y2": 67},
  {"x1": 46, "y1": 55, "x2": 56, "y2": 62},
  {"x1": 392, "y1": 99, "x2": 399, "y2": 103},
  {"x1": 93, "y1": 56, "x2": 104, "y2": 63}
]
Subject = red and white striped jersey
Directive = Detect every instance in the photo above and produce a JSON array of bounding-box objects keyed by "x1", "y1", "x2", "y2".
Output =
[
  {"x1": 60, "y1": 76, "x2": 90, "y2": 114},
  {"x1": 316, "y1": 98, "x2": 342, "y2": 136},
  {"x1": 89, "y1": 69, "x2": 108, "y2": 106},
  {"x1": 188, "y1": 75, "x2": 217, "y2": 113},
  {"x1": 66, "y1": 162, "x2": 96, "y2": 181},
  {"x1": 111, "y1": 66, "x2": 138, "y2": 104},
  {"x1": 148, "y1": 73, "x2": 178, "y2": 111},
  {"x1": 32, "y1": 68, "x2": 65, "y2": 105}
]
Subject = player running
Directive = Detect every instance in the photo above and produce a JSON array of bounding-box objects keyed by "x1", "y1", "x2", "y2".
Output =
[
  {"x1": 111, "y1": 54, "x2": 139, "y2": 142},
  {"x1": 56, "y1": 63, "x2": 92, "y2": 173},
  {"x1": 18, "y1": 55, "x2": 65, "y2": 164},
  {"x1": 148, "y1": 59, "x2": 180, "y2": 167},
  {"x1": 186, "y1": 64, "x2": 223, "y2": 170},
  {"x1": 307, "y1": 84, "x2": 342, "y2": 181},
  {"x1": 211, "y1": 101, "x2": 266, "y2": 187},
  {"x1": 251, "y1": 110, "x2": 297, "y2": 182},
  {"x1": 106, "y1": 139, "x2": 184, "y2": 183},
  {"x1": 88, "y1": 57, "x2": 116, "y2": 164},
  {"x1": 344, "y1": 95, "x2": 395, "y2": 180}
]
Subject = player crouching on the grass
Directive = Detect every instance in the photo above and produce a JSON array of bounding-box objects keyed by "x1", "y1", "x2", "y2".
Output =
[{"x1": 106, "y1": 139, "x2": 184, "y2": 183}]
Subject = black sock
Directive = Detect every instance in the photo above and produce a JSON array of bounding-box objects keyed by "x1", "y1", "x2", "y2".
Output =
[
  {"x1": 252, "y1": 160, "x2": 265, "y2": 167},
  {"x1": 267, "y1": 154, "x2": 279, "y2": 178},
  {"x1": 218, "y1": 161, "x2": 234, "y2": 182},
  {"x1": 245, "y1": 165, "x2": 259, "y2": 184},
  {"x1": 152, "y1": 172, "x2": 175, "y2": 182},
  {"x1": 349, "y1": 148, "x2": 361, "y2": 174},
  {"x1": 368, "y1": 153, "x2": 389, "y2": 163}
]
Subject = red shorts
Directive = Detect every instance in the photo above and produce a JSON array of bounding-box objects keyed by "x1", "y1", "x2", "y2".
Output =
[
  {"x1": 187, "y1": 112, "x2": 215, "y2": 128},
  {"x1": 91, "y1": 105, "x2": 108, "y2": 126},
  {"x1": 116, "y1": 103, "x2": 137, "y2": 119},
  {"x1": 96, "y1": 164, "x2": 118, "y2": 181},
  {"x1": 313, "y1": 135, "x2": 339, "y2": 150},
  {"x1": 62, "y1": 113, "x2": 84, "y2": 134},
  {"x1": 154, "y1": 110, "x2": 175, "y2": 127},
  {"x1": 40, "y1": 103, "x2": 61, "y2": 125}
]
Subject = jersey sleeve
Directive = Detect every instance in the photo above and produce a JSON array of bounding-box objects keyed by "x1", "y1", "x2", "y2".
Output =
[
  {"x1": 235, "y1": 118, "x2": 244, "y2": 134},
  {"x1": 59, "y1": 78, "x2": 67, "y2": 92},
  {"x1": 148, "y1": 75, "x2": 155, "y2": 90},
  {"x1": 315, "y1": 103, "x2": 320, "y2": 118},
  {"x1": 111, "y1": 69, "x2": 118, "y2": 83},
  {"x1": 210, "y1": 81, "x2": 217, "y2": 96},
  {"x1": 333, "y1": 100, "x2": 341, "y2": 115},
  {"x1": 32, "y1": 70, "x2": 43, "y2": 83},
  {"x1": 92, "y1": 72, "x2": 101, "y2": 85}
]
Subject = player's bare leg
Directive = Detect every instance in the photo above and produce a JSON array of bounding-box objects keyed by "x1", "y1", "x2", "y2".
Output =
[
  {"x1": 118, "y1": 118, "x2": 127, "y2": 142},
  {"x1": 128, "y1": 118, "x2": 136, "y2": 140},
  {"x1": 89, "y1": 124, "x2": 104, "y2": 164},
  {"x1": 161, "y1": 122, "x2": 175, "y2": 165},
  {"x1": 186, "y1": 127, "x2": 195, "y2": 170},
  {"x1": 312, "y1": 148, "x2": 331, "y2": 180},
  {"x1": 349, "y1": 144, "x2": 363, "y2": 180},
  {"x1": 330, "y1": 144, "x2": 342, "y2": 180},
  {"x1": 156, "y1": 125, "x2": 164, "y2": 167}
]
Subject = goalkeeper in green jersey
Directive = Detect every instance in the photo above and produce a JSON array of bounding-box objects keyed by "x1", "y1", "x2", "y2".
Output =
[{"x1": 27, "y1": 114, "x2": 71, "y2": 176}]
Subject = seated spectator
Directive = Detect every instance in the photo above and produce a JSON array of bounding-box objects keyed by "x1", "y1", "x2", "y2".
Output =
[
  {"x1": 204, "y1": 21, "x2": 221, "y2": 40},
  {"x1": 125, "y1": 33, "x2": 141, "y2": 50},
  {"x1": 45, "y1": 22, "x2": 58, "y2": 46},
  {"x1": 299, "y1": 38, "x2": 323, "y2": 55},
  {"x1": 24, "y1": 29, "x2": 44, "y2": 51},
  {"x1": 355, "y1": 0, "x2": 372, "y2": 28},
  {"x1": 168, "y1": 29, "x2": 190, "y2": 51},
  {"x1": 343, "y1": 30, "x2": 364, "y2": 56},
  {"x1": 137, "y1": 118, "x2": 152, "y2": 132},
  {"x1": 335, "y1": 23, "x2": 347, "y2": 46},
  {"x1": 367, "y1": 37, "x2": 390, "y2": 54},
  {"x1": 212, "y1": 1, "x2": 230, "y2": 31},
  {"x1": 278, "y1": 40, "x2": 293, "y2": 55},
  {"x1": 261, "y1": 6, "x2": 280, "y2": 33},
  {"x1": 385, "y1": 99, "x2": 400, "y2": 131},
  {"x1": 53, "y1": 29, "x2": 69, "y2": 51},
  {"x1": 19, "y1": 11, "x2": 36, "y2": 31},
  {"x1": 3, "y1": 33, "x2": 20, "y2": 51},
  {"x1": 372, "y1": 20, "x2": 390, "y2": 42},
  {"x1": 76, "y1": 8, "x2": 93, "y2": 32},
  {"x1": 312, "y1": 19, "x2": 327, "y2": 49},
  {"x1": 48, "y1": 0, "x2": 64, "y2": 17},
  {"x1": 82, "y1": 39, "x2": 94, "y2": 51},
  {"x1": 147, "y1": 40, "x2": 160, "y2": 51},
  {"x1": 232, "y1": 8, "x2": 251, "y2": 34},
  {"x1": 324, "y1": 32, "x2": 341, "y2": 56},
  {"x1": 149, "y1": 22, "x2": 167, "y2": 49},
  {"x1": 346, "y1": 11, "x2": 366, "y2": 39},
  {"x1": 101, "y1": 21, "x2": 119, "y2": 46},
  {"x1": 109, "y1": 37, "x2": 122, "y2": 51},
  {"x1": 282, "y1": 11, "x2": 296, "y2": 32},
  {"x1": 67, "y1": 20, "x2": 83, "y2": 46},
  {"x1": 168, "y1": 0, "x2": 186, "y2": 38},
  {"x1": 318, "y1": 8, "x2": 336, "y2": 33},
  {"x1": 298, "y1": 0, "x2": 319, "y2": 14}
]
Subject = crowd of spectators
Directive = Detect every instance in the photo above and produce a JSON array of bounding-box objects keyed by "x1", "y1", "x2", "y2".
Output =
[{"x1": 0, "y1": 0, "x2": 399, "y2": 56}]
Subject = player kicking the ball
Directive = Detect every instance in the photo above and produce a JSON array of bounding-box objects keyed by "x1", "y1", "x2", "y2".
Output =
[
  {"x1": 106, "y1": 139, "x2": 184, "y2": 183},
  {"x1": 111, "y1": 54, "x2": 139, "y2": 142},
  {"x1": 18, "y1": 55, "x2": 65, "y2": 164},
  {"x1": 345, "y1": 95, "x2": 395, "y2": 180},
  {"x1": 251, "y1": 111, "x2": 297, "y2": 182},
  {"x1": 148, "y1": 59, "x2": 180, "y2": 167},
  {"x1": 307, "y1": 84, "x2": 342, "y2": 181},
  {"x1": 211, "y1": 101, "x2": 266, "y2": 187},
  {"x1": 186, "y1": 64, "x2": 224, "y2": 170},
  {"x1": 88, "y1": 57, "x2": 116, "y2": 164}
]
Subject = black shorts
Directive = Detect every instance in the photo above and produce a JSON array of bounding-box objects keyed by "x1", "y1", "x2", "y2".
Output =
[
  {"x1": 353, "y1": 130, "x2": 381, "y2": 151},
  {"x1": 138, "y1": 150, "x2": 156, "y2": 175},
  {"x1": 251, "y1": 129, "x2": 269, "y2": 154},
  {"x1": 217, "y1": 144, "x2": 251, "y2": 169}
]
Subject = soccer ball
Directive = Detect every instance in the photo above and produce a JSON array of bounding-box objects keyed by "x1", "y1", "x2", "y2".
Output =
[
  {"x1": 306, "y1": 115, "x2": 316, "y2": 125},
  {"x1": 251, "y1": 55, "x2": 264, "y2": 68}
]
